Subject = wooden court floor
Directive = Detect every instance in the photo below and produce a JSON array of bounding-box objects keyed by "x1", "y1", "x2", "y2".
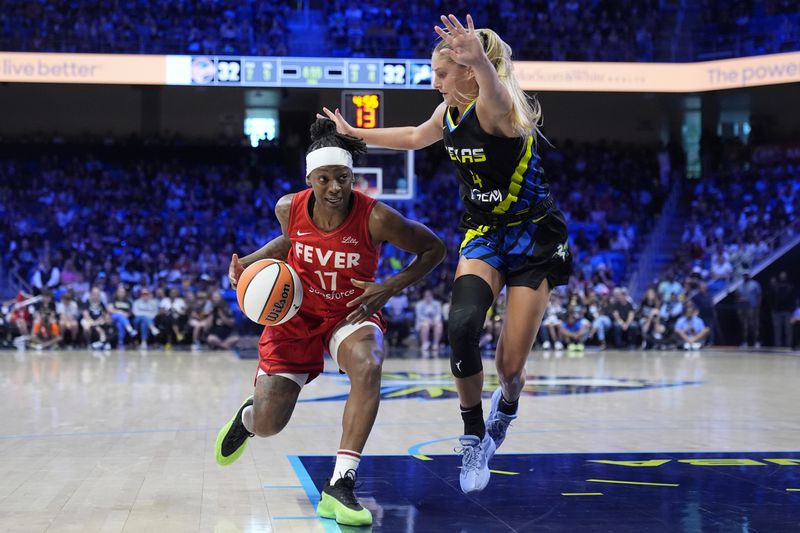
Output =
[{"x1": 1, "y1": 346, "x2": 799, "y2": 532}]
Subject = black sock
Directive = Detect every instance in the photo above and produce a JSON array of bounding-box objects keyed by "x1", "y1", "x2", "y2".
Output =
[
  {"x1": 498, "y1": 394, "x2": 519, "y2": 416},
  {"x1": 460, "y1": 402, "x2": 485, "y2": 439}
]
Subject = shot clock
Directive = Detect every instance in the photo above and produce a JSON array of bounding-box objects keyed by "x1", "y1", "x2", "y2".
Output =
[{"x1": 341, "y1": 91, "x2": 383, "y2": 129}]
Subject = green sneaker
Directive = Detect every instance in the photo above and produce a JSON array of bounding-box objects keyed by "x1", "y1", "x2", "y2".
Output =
[
  {"x1": 215, "y1": 396, "x2": 254, "y2": 466},
  {"x1": 316, "y1": 470, "x2": 373, "y2": 526}
]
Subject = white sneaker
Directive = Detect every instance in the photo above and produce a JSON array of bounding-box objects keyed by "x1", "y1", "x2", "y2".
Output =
[
  {"x1": 149, "y1": 325, "x2": 160, "y2": 336},
  {"x1": 692, "y1": 342, "x2": 702, "y2": 350},
  {"x1": 683, "y1": 342, "x2": 691, "y2": 350},
  {"x1": 485, "y1": 388, "x2": 517, "y2": 455},
  {"x1": 542, "y1": 341, "x2": 552, "y2": 350},
  {"x1": 140, "y1": 341, "x2": 148, "y2": 350},
  {"x1": 457, "y1": 434, "x2": 496, "y2": 494},
  {"x1": 554, "y1": 341, "x2": 564, "y2": 351}
]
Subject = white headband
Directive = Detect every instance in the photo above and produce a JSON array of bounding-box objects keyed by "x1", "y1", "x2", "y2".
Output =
[{"x1": 306, "y1": 147, "x2": 353, "y2": 176}]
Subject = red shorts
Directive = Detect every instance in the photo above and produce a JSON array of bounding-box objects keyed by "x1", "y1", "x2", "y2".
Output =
[{"x1": 257, "y1": 309, "x2": 385, "y2": 384}]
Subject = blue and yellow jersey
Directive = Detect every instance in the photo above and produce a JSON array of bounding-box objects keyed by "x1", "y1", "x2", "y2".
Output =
[{"x1": 442, "y1": 100, "x2": 550, "y2": 224}]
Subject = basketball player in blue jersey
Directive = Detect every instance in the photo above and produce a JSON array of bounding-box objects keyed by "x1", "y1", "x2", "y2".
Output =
[{"x1": 321, "y1": 14, "x2": 572, "y2": 494}]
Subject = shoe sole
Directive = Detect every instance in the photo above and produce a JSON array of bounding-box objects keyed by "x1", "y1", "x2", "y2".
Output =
[
  {"x1": 485, "y1": 388, "x2": 503, "y2": 460},
  {"x1": 214, "y1": 396, "x2": 253, "y2": 466},
  {"x1": 316, "y1": 492, "x2": 373, "y2": 526}
]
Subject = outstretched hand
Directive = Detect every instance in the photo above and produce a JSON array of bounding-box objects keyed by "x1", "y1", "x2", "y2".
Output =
[
  {"x1": 345, "y1": 278, "x2": 395, "y2": 324},
  {"x1": 316, "y1": 107, "x2": 355, "y2": 136},
  {"x1": 228, "y1": 253, "x2": 244, "y2": 289},
  {"x1": 433, "y1": 14, "x2": 485, "y2": 68}
]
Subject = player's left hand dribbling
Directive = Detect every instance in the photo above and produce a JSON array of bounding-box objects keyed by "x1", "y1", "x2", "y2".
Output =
[{"x1": 346, "y1": 278, "x2": 392, "y2": 324}]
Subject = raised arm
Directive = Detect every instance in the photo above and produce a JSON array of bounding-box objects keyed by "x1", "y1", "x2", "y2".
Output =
[
  {"x1": 344, "y1": 202, "x2": 446, "y2": 323},
  {"x1": 318, "y1": 103, "x2": 446, "y2": 151},
  {"x1": 435, "y1": 14, "x2": 516, "y2": 138},
  {"x1": 228, "y1": 194, "x2": 293, "y2": 288}
]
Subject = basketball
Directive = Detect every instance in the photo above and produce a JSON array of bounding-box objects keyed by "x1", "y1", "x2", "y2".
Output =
[{"x1": 236, "y1": 259, "x2": 302, "y2": 326}]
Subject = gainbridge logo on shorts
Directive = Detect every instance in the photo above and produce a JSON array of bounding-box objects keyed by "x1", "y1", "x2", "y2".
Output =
[{"x1": 299, "y1": 372, "x2": 700, "y2": 402}]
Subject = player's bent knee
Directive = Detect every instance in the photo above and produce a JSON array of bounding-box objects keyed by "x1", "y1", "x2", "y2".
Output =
[
  {"x1": 251, "y1": 409, "x2": 290, "y2": 437},
  {"x1": 496, "y1": 362, "x2": 526, "y2": 384},
  {"x1": 448, "y1": 275, "x2": 495, "y2": 378},
  {"x1": 345, "y1": 347, "x2": 384, "y2": 382}
]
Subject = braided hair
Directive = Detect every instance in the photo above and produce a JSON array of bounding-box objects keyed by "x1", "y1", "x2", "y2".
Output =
[{"x1": 307, "y1": 118, "x2": 368, "y2": 157}]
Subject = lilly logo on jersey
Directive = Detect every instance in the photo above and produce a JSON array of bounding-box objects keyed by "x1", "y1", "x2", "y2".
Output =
[
  {"x1": 294, "y1": 241, "x2": 361, "y2": 269},
  {"x1": 341, "y1": 236, "x2": 359, "y2": 246},
  {"x1": 447, "y1": 146, "x2": 486, "y2": 163}
]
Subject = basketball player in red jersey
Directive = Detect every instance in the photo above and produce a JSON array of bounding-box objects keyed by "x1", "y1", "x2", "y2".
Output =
[{"x1": 215, "y1": 118, "x2": 445, "y2": 527}]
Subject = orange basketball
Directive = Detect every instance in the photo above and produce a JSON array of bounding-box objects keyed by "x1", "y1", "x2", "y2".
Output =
[{"x1": 236, "y1": 259, "x2": 302, "y2": 326}]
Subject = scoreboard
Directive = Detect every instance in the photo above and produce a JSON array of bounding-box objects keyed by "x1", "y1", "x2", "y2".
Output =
[
  {"x1": 341, "y1": 91, "x2": 382, "y2": 129},
  {"x1": 188, "y1": 56, "x2": 432, "y2": 89}
]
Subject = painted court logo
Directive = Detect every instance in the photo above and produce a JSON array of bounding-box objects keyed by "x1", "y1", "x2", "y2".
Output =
[{"x1": 299, "y1": 372, "x2": 701, "y2": 402}]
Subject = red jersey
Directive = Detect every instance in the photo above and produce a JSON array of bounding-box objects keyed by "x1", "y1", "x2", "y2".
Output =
[
  {"x1": 286, "y1": 188, "x2": 381, "y2": 322},
  {"x1": 258, "y1": 188, "x2": 383, "y2": 379}
]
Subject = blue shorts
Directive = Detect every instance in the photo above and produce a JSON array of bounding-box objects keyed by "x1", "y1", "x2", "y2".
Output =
[{"x1": 459, "y1": 209, "x2": 572, "y2": 290}]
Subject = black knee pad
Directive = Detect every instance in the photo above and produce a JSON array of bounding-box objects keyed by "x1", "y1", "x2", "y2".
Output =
[{"x1": 448, "y1": 275, "x2": 495, "y2": 378}]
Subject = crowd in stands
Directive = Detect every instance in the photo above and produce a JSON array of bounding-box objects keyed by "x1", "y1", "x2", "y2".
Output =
[
  {"x1": 325, "y1": 0, "x2": 664, "y2": 61},
  {"x1": 2, "y1": 0, "x2": 797, "y2": 61},
  {"x1": 1, "y1": 0, "x2": 291, "y2": 56},
  {"x1": 0, "y1": 134, "x2": 668, "y2": 351},
  {"x1": 696, "y1": 0, "x2": 800, "y2": 59},
  {"x1": 674, "y1": 158, "x2": 799, "y2": 295}
]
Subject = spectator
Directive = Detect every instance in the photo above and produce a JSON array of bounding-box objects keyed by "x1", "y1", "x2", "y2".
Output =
[
  {"x1": 638, "y1": 287, "x2": 663, "y2": 349},
  {"x1": 588, "y1": 291, "x2": 613, "y2": 350},
  {"x1": 7, "y1": 291, "x2": 34, "y2": 341},
  {"x1": 610, "y1": 287, "x2": 640, "y2": 349},
  {"x1": 769, "y1": 271, "x2": 795, "y2": 348},
  {"x1": 153, "y1": 287, "x2": 176, "y2": 347},
  {"x1": 170, "y1": 288, "x2": 190, "y2": 345},
  {"x1": 384, "y1": 290, "x2": 413, "y2": 348},
  {"x1": 658, "y1": 270, "x2": 683, "y2": 303},
  {"x1": 31, "y1": 309, "x2": 61, "y2": 350},
  {"x1": 189, "y1": 290, "x2": 213, "y2": 350},
  {"x1": 660, "y1": 292, "x2": 684, "y2": 327},
  {"x1": 56, "y1": 289, "x2": 81, "y2": 346},
  {"x1": 689, "y1": 280, "x2": 717, "y2": 345},
  {"x1": 30, "y1": 257, "x2": 61, "y2": 295},
  {"x1": 132, "y1": 287, "x2": 159, "y2": 349},
  {"x1": 109, "y1": 285, "x2": 137, "y2": 349},
  {"x1": 737, "y1": 272, "x2": 762, "y2": 347},
  {"x1": 414, "y1": 289, "x2": 443, "y2": 353},
  {"x1": 206, "y1": 294, "x2": 240, "y2": 351},
  {"x1": 674, "y1": 302, "x2": 710, "y2": 350},
  {"x1": 541, "y1": 292, "x2": 566, "y2": 350},
  {"x1": 81, "y1": 287, "x2": 110, "y2": 350},
  {"x1": 559, "y1": 307, "x2": 592, "y2": 351}
]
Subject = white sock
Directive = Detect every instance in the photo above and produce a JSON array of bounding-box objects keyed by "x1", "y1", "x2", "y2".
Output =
[
  {"x1": 330, "y1": 450, "x2": 361, "y2": 485},
  {"x1": 241, "y1": 405, "x2": 254, "y2": 434}
]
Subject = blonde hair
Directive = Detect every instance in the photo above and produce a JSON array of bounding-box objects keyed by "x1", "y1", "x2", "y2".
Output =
[{"x1": 434, "y1": 28, "x2": 542, "y2": 140}]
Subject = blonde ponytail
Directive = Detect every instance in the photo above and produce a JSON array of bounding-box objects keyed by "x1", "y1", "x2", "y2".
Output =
[{"x1": 434, "y1": 28, "x2": 542, "y2": 141}]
